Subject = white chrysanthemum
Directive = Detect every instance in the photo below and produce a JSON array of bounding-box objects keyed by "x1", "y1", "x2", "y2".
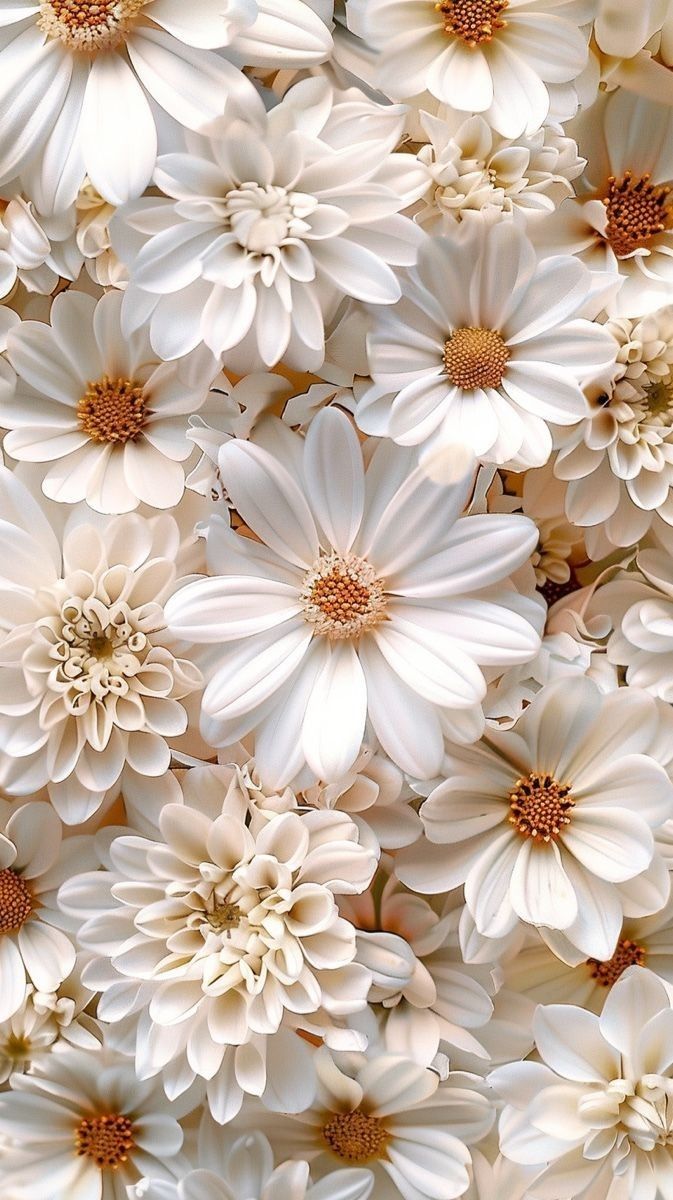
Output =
[
  {"x1": 0, "y1": 958, "x2": 100, "y2": 1083},
  {"x1": 0, "y1": 194, "x2": 81, "y2": 298},
  {"x1": 0, "y1": 799, "x2": 94, "y2": 1023},
  {"x1": 165, "y1": 409, "x2": 542, "y2": 785},
  {"x1": 112, "y1": 78, "x2": 425, "y2": 371},
  {"x1": 133, "y1": 1131, "x2": 374, "y2": 1200},
  {"x1": 1, "y1": 289, "x2": 219, "y2": 513},
  {"x1": 0, "y1": 1043, "x2": 185, "y2": 1200},
  {"x1": 344, "y1": 876, "x2": 497, "y2": 1066},
  {"x1": 0, "y1": 473, "x2": 202, "y2": 823},
  {"x1": 251, "y1": 1047, "x2": 494, "y2": 1200},
  {"x1": 595, "y1": 549, "x2": 673, "y2": 700},
  {"x1": 413, "y1": 111, "x2": 584, "y2": 231},
  {"x1": 300, "y1": 745, "x2": 421, "y2": 854},
  {"x1": 591, "y1": 0, "x2": 673, "y2": 100},
  {"x1": 397, "y1": 677, "x2": 673, "y2": 960},
  {"x1": 554, "y1": 304, "x2": 673, "y2": 552},
  {"x1": 59, "y1": 765, "x2": 376, "y2": 1122},
  {"x1": 359, "y1": 220, "x2": 617, "y2": 467},
  {"x1": 491, "y1": 968, "x2": 673, "y2": 1199},
  {"x1": 0, "y1": 0, "x2": 332, "y2": 210},
  {"x1": 75, "y1": 180, "x2": 128, "y2": 288},
  {"x1": 352, "y1": 0, "x2": 592, "y2": 137}
]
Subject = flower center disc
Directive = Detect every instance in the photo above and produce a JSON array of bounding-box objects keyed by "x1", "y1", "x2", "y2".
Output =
[
  {"x1": 38, "y1": 0, "x2": 147, "y2": 51},
  {"x1": 436, "y1": 0, "x2": 509, "y2": 44},
  {"x1": 206, "y1": 900, "x2": 243, "y2": 933},
  {"x1": 603, "y1": 172, "x2": 673, "y2": 258},
  {"x1": 508, "y1": 771, "x2": 575, "y2": 843},
  {"x1": 322, "y1": 1110, "x2": 389, "y2": 1164},
  {"x1": 586, "y1": 937, "x2": 647, "y2": 987},
  {"x1": 0, "y1": 869, "x2": 33, "y2": 933},
  {"x1": 76, "y1": 376, "x2": 146, "y2": 444},
  {"x1": 302, "y1": 553, "x2": 387, "y2": 640},
  {"x1": 443, "y1": 326, "x2": 510, "y2": 389},
  {"x1": 75, "y1": 1114, "x2": 136, "y2": 1170}
]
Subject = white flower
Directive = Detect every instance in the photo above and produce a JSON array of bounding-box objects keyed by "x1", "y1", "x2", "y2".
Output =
[
  {"x1": 112, "y1": 78, "x2": 424, "y2": 371},
  {"x1": 134, "y1": 1131, "x2": 374, "y2": 1200},
  {"x1": 0, "y1": 473, "x2": 202, "y2": 823},
  {"x1": 359, "y1": 221, "x2": 616, "y2": 467},
  {"x1": 0, "y1": 1042, "x2": 185, "y2": 1199},
  {"x1": 596, "y1": 549, "x2": 673, "y2": 699},
  {"x1": 1, "y1": 290, "x2": 219, "y2": 513},
  {"x1": 252, "y1": 1046, "x2": 493, "y2": 1200},
  {"x1": 0, "y1": 799, "x2": 94, "y2": 1023},
  {"x1": 59, "y1": 765, "x2": 376, "y2": 1122},
  {"x1": 0, "y1": 958, "x2": 100, "y2": 1083},
  {"x1": 354, "y1": 0, "x2": 592, "y2": 137},
  {"x1": 165, "y1": 409, "x2": 542, "y2": 785},
  {"x1": 397, "y1": 676, "x2": 673, "y2": 960},
  {"x1": 491, "y1": 968, "x2": 673, "y2": 1199},
  {"x1": 75, "y1": 180, "x2": 128, "y2": 288},
  {"x1": 413, "y1": 111, "x2": 584, "y2": 231},
  {"x1": 0, "y1": 0, "x2": 332, "y2": 210},
  {"x1": 0, "y1": 194, "x2": 81, "y2": 298}
]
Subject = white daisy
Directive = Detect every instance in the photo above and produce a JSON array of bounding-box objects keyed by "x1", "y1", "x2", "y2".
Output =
[
  {"x1": 1, "y1": 289, "x2": 219, "y2": 513},
  {"x1": 359, "y1": 220, "x2": 617, "y2": 467},
  {"x1": 0, "y1": 958, "x2": 100, "y2": 1083},
  {"x1": 396, "y1": 676, "x2": 673, "y2": 960},
  {"x1": 0, "y1": 0, "x2": 332, "y2": 210},
  {"x1": 491, "y1": 968, "x2": 673, "y2": 1200},
  {"x1": 111, "y1": 78, "x2": 424, "y2": 371},
  {"x1": 0, "y1": 798, "x2": 95, "y2": 1023},
  {"x1": 165, "y1": 409, "x2": 542, "y2": 785},
  {"x1": 59, "y1": 765, "x2": 376, "y2": 1123},
  {"x1": 353, "y1": 0, "x2": 593, "y2": 137},
  {"x1": 0, "y1": 474, "x2": 203, "y2": 823},
  {"x1": 0, "y1": 1042, "x2": 186, "y2": 1199}
]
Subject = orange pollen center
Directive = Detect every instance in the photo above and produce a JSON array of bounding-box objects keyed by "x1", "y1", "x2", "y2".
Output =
[
  {"x1": 301, "y1": 553, "x2": 387, "y2": 640},
  {"x1": 0, "y1": 870, "x2": 33, "y2": 933},
  {"x1": 75, "y1": 1114, "x2": 136, "y2": 1170},
  {"x1": 443, "y1": 326, "x2": 510, "y2": 389},
  {"x1": 586, "y1": 938, "x2": 647, "y2": 987},
  {"x1": 508, "y1": 771, "x2": 575, "y2": 843},
  {"x1": 435, "y1": 0, "x2": 509, "y2": 44},
  {"x1": 322, "y1": 1110, "x2": 389, "y2": 1164},
  {"x1": 76, "y1": 376, "x2": 146, "y2": 445},
  {"x1": 603, "y1": 172, "x2": 673, "y2": 258},
  {"x1": 38, "y1": 0, "x2": 147, "y2": 51}
]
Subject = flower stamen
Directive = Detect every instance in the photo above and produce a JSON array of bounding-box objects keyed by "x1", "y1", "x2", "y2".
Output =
[
  {"x1": 0, "y1": 870, "x2": 33, "y2": 934},
  {"x1": 435, "y1": 0, "x2": 509, "y2": 44},
  {"x1": 75, "y1": 1114, "x2": 135, "y2": 1170},
  {"x1": 509, "y1": 771, "x2": 575, "y2": 843},
  {"x1": 603, "y1": 172, "x2": 673, "y2": 259},
  {"x1": 586, "y1": 938, "x2": 647, "y2": 987},
  {"x1": 38, "y1": 0, "x2": 147, "y2": 51},
  {"x1": 443, "y1": 326, "x2": 510, "y2": 389},
  {"x1": 301, "y1": 553, "x2": 387, "y2": 640},
  {"x1": 322, "y1": 1110, "x2": 389, "y2": 1164},
  {"x1": 76, "y1": 376, "x2": 146, "y2": 445}
]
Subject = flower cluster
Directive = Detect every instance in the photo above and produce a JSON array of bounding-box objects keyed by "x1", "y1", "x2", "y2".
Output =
[{"x1": 4, "y1": 3, "x2": 673, "y2": 1200}]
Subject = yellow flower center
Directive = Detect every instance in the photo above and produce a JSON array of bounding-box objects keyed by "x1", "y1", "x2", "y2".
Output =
[
  {"x1": 322, "y1": 1110, "x2": 389, "y2": 1164},
  {"x1": 443, "y1": 326, "x2": 510, "y2": 389},
  {"x1": 38, "y1": 0, "x2": 148, "y2": 52},
  {"x1": 0, "y1": 870, "x2": 33, "y2": 934},
  {"x1": 76, "y1": 376, "x2": 146, "y2": 445},
  {"x1": 301, "y1": 553, "x2": 387, "y2": 641},
  {"x1": 508, "y1": 771, "x2": 575, "y2": 843},
  {"x1": 586, "y1": 938, "x2": 647, "y2": 987},
  {"x1": 603, "y1": 172, "x2": 673, "y2": 258},
  {"x1": 435, "y1": 0, "x2": 509, "y2": 44},
  {"x1": 206, "y1": 900, "x2": 243, "y2": 934},
  {"x1": 75, "y1": 1114, "x2": 136, "y2": 1170}
]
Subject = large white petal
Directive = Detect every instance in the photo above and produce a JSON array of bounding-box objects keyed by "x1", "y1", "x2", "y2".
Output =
[
  {"x1": 80, "y1": 54, "x2": 157, "y2": 206},
  {"x1": 301, "y1": 641, "x2": 367, "y2": 781},
  {"x1": 304, "y1": 409, "x2": 365, "y2": 554}
]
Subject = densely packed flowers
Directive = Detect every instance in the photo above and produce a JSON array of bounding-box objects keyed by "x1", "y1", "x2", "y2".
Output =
[{"x1": 5, "y1": 2, "x2": 673, "y2": 1198}]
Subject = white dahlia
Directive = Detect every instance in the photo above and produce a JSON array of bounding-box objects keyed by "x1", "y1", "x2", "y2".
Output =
[
  {"x1": 359, "y1": 220, "x2": 617, "y2": 467},
  {"x1": 397, "y1": 677, "x2": 673, "y2": 960},
  {"x1": 165, "y1": 409, "x2": 542, "y2": 785},
  {"x1": 0, "y1": 473, "x2": 202, "y2": 823},
  {"x1": 0, "y1": 1042, "x2": 186, "y2": 1199},
  {"x1": 112, "y1": 78, "x2": 424, "y2": 371},
  {"x1": 491, "y1": 968, "x2": 673, "y2": 1199},
  {"x1": 353, "y1": 0, "x2": 593, "y2": 137},
  {"x1": 1, "y1": 289, "x2": 219, "y2": 513},
  {"x1": 0, "y1": 0, "x2": 331, "y2": 210},
  {"x1": 596, "y1": 549, "x2": 673, "y2": 699},
  {"x1": 59, "y1": 765, "x2": 376, "y2": 1123}
]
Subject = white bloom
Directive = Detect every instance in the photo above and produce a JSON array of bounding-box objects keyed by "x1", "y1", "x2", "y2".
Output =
[
  {"x1": 112, "y1": 78, "x2": 424, "y2": 371},
  {"x1": 0, "y1": 194, "x2": 81, "y2": 298},
  {"x1": 397, "y1": 677, "x2": 673, "y2": 960},
  {"x1": 0, "y1": 474, "x2": 202, "y2": 823},
  {"x1": 355, "y1": 0, "x2": 592, "y2": 137},
  {"x1": 165, "y1": 409, "x2": 542, "y2": 785},
  {"x1": 491, "y1": 968, "x2": 673, "y2": 1199},
  {"x1": 597, "y1": 549, "x2": 673, "y2": 699},
  {"x1": 0, "y1": 959, "x2": 100, "y2": 1083},
  {"x1": 59, "y1": 765, "x2": 376, "y2": 1122},
  {"x1": 359, "y1": 221, "x2": 616, "y2": 467},
  {"x1": 0, "y1": 799, "x2": 93, "y2": 1022},
  {"x1": 75, "y1": 180, "x2": 127, "y2": 287},
  {"x1": 134, "y1": 1132, "x2": 374, "y2": 1200},
  {"x1": 0, "y1": 1043, "x2": 185, "y2": 1199},
  {"x1": 413, "y1": 111, "x2": 584, "y2": 231},
  {"x1": 0, "y1": 0, "x2": 331, "y2": 210},
  {"x1": 1, "y1": 290, "x2": 219, "y2": 513}
]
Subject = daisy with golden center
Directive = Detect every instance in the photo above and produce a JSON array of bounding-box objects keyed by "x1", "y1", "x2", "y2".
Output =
[
  {"x1": 436, "y1": 0, "x2": 508, "y2": 45},
  {"x1": 508, "y1": 772, "x2": 574, "y2": 843},
  {"x1": 301, "y1": 553, "x2": 387, "y2": 640},
  {"x1": 75, "y1": 1114, "x2": 135, "y2": 1170},
  {"x1": 443, "y1": 326, "x2": 511, "y2": 390},
  {"x1": 76, "y1": 376, "x2": 146, "y2": 445},
  {"x1": 603, "y1": 171, "x2": 673, "y2": 259}
]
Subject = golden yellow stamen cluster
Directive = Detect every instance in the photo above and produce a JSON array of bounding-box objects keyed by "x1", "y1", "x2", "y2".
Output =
[
  {"x1": 302, "y1": 553, "x2": 387, "y2": 640},
  {"x1": 586, "y1": 938, "x2": 647, "y2": 987},
  {"x1": 75, "y1": 1114, "x2": 136, "y2": 1170},
  {"x1": 38, "y1": 0, "x2": 147, "y2": 52},
  {"x1": 0, "y1": 869, "x2": 33, "y2": 934},
  {"x1": 322, "y1": 1110, "x2": 389, "y2": 1164},
  {"x1": 76, "y1": 376, "x2": 146, "y2": 445},
  {"x1": 443, "y1": 326, "x2": 510, "y2": 390},
  {"x1": 603, "y1": 171, "x2": 673, "y2": 258},
  {"x1": 435, "y1": 0, "x2": 509, "y2": 45},
  {"x1": 206, "y1": 900, "x2": 243, "y2": 934},
  {"x1": 508, "y1": 771, "x2": 575, "y2": 843}
]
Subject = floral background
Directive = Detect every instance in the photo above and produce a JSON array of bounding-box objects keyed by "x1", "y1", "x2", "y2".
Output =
[{"x1": 0, "y1": 1, "x2": 673, "y2": 1198}]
